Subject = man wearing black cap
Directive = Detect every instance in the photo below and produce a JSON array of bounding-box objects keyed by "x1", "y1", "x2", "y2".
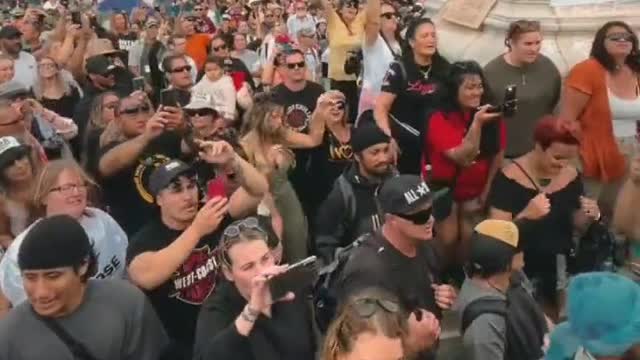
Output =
[
  {"x1": 454, "y1": 219, "x2": 549, "y2": 360},
  {"x1": 0, "y1": 25, "x2": 36, "y2": 89},
  {"x1": 337, "y1": 174, "x2": 457, "y2": 360},
  {"x1": 315, "y1": 122, "x2": 393, "y2": 264},
  {"x1": 126, "y1": 140, "x2": 268, "y2": 359},
  {"x1": 0, "y1": 215, "x2": 169, "y2": 359}
]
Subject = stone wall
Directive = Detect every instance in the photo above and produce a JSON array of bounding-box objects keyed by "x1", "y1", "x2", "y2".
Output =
[{"x1": 424, "y1": 0, "x2": 640, "y2": 74}]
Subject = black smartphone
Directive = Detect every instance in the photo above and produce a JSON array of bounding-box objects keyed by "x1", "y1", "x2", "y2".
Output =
[
  {"x1": 132, "y1": 77, "x2": 145, "y2": 92},
  {"x1": 502, "y1": 84, "x2": 518, "y2": 117},
  {"x1": 160, "y1": 89, "x2": 179, "y2": 107},
  {"x1": 71, "y1": 11, "x2": 82, "y2": 25},
  {"x1": 487, "y1": 84, "x2": 517, "y2": 116},
  {"x1": 268, "y1": 256, "x2": 318, "y2": 300}
]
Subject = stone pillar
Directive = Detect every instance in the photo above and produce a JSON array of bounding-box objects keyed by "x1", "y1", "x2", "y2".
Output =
[{"x1": 424, "y1": 0, "x2": 640, "y2": 74}]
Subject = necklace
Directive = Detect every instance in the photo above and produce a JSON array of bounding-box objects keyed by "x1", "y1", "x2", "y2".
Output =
[{"x1": 419, "y1": 65, "x2": 432, "y2": 80}]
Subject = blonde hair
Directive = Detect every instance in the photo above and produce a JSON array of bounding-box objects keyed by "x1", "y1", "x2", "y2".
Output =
[
  {"x1": 240, "y1": 93, "x2": 288, "y2": 169},
  {"x1": 32, "y1": 56, "x2": 73, "y2": 100},
  {"x1": 322, "y1": 288, "x2": 408, "y2": 360},
  {"x1": 32, "y1": 159, "x2": 98, "y2": 217}
]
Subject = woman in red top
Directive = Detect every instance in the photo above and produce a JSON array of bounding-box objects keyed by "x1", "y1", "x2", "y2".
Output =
[{"x1": 423, "y1": 61, "x2": 506, "y2": 268}]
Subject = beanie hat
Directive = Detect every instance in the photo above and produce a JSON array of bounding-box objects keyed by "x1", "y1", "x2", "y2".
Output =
[
  {"x1": 351, "y1": 123, "x2": 391, "y2": 153},
  {"x1": 18, "y1": 215, "x2": 91, "y2": 271}
]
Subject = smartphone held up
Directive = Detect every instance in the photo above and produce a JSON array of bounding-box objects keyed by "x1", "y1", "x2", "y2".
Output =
[{"x1": 268, "y1": 256, "x2": 318, "y2": 300}]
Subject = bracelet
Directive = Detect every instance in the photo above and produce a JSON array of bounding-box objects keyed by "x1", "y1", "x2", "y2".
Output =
[
  {"x1": 240, "y1": 309, "x2": 257, "y2": 323},
  {"x1": 245, "y1": 304, "x2": 260, "y2": 318}
]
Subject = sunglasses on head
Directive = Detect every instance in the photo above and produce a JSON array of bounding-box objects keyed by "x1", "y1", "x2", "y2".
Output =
[
  {"x1": 213, "y1": 45, "x2": 227, "y2": 51},
  {"x1": 381, "y1": 12, "x2": 398, "y2": 20},
  {"x1": 171, "y1": 65, "x2": 192, "y2": 73},
  {"x1": 286, "y1": 61, "x2": 305, "y2": 69},
  {"x1": 606, "y1": 33, "x2": 633, "y2": 42},
  {"x1": 351, "y1": 298, "x2": 400, "y2": 318},
  {"x1": 186, "y1": 108, "x2": 215, "y2": 117},
  {"x1": 223, "y1": 217, "x2": 265, "y2": 239},
  {"x1": 121, "y1": 105, "x2": 151, "y2": 115},
  {"x1": 393, "y1": 207, "x2": 433, "y2": 225}
]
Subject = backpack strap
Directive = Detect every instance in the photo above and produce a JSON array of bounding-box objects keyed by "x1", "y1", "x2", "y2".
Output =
[
  {"x1": 337, "y1": 175, "x2": 356, "y2": 225},
  {"x1": 34, "y1": 309, "x2": 100, "y2": 360},
  {"x1": 392, "y1": 60, "x2": 407, "y2": 85},
  {"x1": 461, "y1": 297, "x2": 507, "y2": 334}
]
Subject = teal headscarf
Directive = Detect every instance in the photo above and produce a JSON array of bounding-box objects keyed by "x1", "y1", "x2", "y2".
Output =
[{"x1": 547, "y1": 272, "x2": 640, "y2": 359}]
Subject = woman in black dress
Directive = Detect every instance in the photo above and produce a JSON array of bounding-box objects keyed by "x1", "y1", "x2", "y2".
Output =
[{"x1": 487, "y1": 116, "x2": 601, "y2": 321}]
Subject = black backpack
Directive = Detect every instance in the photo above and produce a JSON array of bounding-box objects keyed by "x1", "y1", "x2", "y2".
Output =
[
  {"x1": 461, "y1": 297, "x2": 507, "y2": 334},
  {"x1": 312, "y1": 233, "x2": 369, "y2": 333}
]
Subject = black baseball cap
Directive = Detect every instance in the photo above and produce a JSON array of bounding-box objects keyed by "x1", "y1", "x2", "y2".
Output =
[
  {"x1": 0, "y1": 25, "x2": 22, "y2": 39},
  {"x1": 148, "y1": 159, "x2": 195, "y2": 197},
  {"x1": 85, "y1": 55, "x2": 117, "y2": 76},
  {"x1": 469, "y1": 220, "x2": 521, "y2": 275},
  {"x1": 377, "y1": 175, "x2": 442, "y2": 215}
]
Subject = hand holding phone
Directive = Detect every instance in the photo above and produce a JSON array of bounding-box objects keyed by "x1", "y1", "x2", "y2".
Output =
[{"x1": 268, "y1": 256, "x2": 317, "y2": 300}]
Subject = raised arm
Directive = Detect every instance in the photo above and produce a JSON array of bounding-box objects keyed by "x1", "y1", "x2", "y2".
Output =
[
  {"x1": 364, "y1": 0, "x2": 381, "y2": 46},
  {"x1": 443, "y1": 106, "x2": 500, "y2": 167},
  {"x1": 127, "y1": 197, "x2": 228, "y2": 290}
]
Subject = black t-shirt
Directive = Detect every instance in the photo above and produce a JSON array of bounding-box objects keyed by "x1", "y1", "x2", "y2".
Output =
[
  {"x1": 338, "y1": 231, "x2": 441, "y2": 360},
  {"x1": 116, "y1": 32, "x2": 138, "y2": 65},
  {"x1": 380, "y1": 58, "x2": 449, "y2": 174},
  {"x1": 271, "y1": 82, "x2": 325, "y2": 215},
  {"x1": 40, "y1": 86, "x2": 81, "y2": 119},
  {"x1": 488, "y1": 171, "x2": 582, "y2": 273},
  {"x1": 127, "y1": 215, "x2": 232, "y2": 356},
  {"x1": 98, "y1": 131, "x2": 183, "y2": 236},
  {"x1": 309, "y1": 130, "x2": 352, "y2": 205}
]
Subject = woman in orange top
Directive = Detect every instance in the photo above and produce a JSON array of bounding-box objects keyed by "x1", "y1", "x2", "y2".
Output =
[{"x1": 560, "y1": 21, "x2": 640, "y2": 214}]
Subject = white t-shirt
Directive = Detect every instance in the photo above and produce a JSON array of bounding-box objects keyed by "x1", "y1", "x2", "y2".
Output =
[
  {"x1": 361, "y1": 34, "x2": 400, "y2": 92},
  {"x1": 286, "y1": 14, "x2": 316, "y2": 38},
  {"x1": 12, "y1": 51, "x2": 37, "y2": 90},
  {"x1": 0, "y1": 208, "x2": 128, "y2": 305}
]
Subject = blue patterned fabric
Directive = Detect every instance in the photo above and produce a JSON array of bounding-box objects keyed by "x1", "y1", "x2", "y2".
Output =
[{"x1": 546, "y1": 272, "x2": 640, "y2": 359}]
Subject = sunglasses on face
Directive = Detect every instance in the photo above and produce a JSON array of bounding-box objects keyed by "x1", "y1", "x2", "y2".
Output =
[
  {"x1": 381, "y1": 12, "x2": 398, "y2": 20},
  {"x1": 186, "y1": 108, "x2": 215, "y2": 117},
  {"x1": 344, "y1": 2, "x2": 358, "y2": 9},
  {"x1": 171, "y1": 65, "x2": 192, "y2": 73},
  {"x1": 185, "y1": 17, "x2": 197, "y2": 22},
  {"x1": 286, "y1": 61, "x2": 305, "y2": 69},
  {"x1": 212, "y1": 45, "x2": 227, "y2": 51},
  {"x1": 394, "y1": 207, "x2": 433, "y2": 225},
  {"x1": 606, "y1": 33, "x2": 633, "y2": 42},
  {"x1": 121, "y1": 105, "x2": 151, "y2": 115}
]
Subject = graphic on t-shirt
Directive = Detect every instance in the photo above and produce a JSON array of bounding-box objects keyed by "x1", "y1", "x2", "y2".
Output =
[
  {"x1": 171, "y1": 245, "x2": 219, "y2": 305},
  {"x1": 407, "y1": 81, "x2": 437, "y2": 96},
  {"x1": 133, "y1": 154, "x2": 171, "y2": 203},
  {"x1": 118, "y1": 39, "x2": 136, "y2": 52},
  {"x1": 285, "y1": 104, "x2": 313, "y2": 132},
  {"x1": 329, "y1": 143, "x2": 353, "y2": 162}
]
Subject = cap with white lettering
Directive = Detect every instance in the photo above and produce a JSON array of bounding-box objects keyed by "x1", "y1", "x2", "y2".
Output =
[
  {"x1": 377, "y1": 175, "x2": 441, "y2": 215},
  {"x1": 148, "y1": 159, "x2": 195, "y2": 198}
]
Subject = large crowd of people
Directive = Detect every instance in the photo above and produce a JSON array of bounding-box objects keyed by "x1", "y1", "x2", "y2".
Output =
[{"x1": 0, "y1": 0, "x2": 637, "y2": 359}]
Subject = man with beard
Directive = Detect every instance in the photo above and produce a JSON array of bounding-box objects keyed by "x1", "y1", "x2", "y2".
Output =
[
  {"x1": 315, "y1": 123, "x2": 394, "y2": 264},
  {"x1": 126, "y1": 141, "x2": 268, "y2": 359},
  {"x1": 0, "y1": 25, "x2": 36, "y2": 89}
]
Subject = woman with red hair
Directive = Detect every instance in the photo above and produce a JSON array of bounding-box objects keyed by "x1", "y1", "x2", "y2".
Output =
[{"x1": 487, "y1": 115, "x2": 601, "y2": 321}]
